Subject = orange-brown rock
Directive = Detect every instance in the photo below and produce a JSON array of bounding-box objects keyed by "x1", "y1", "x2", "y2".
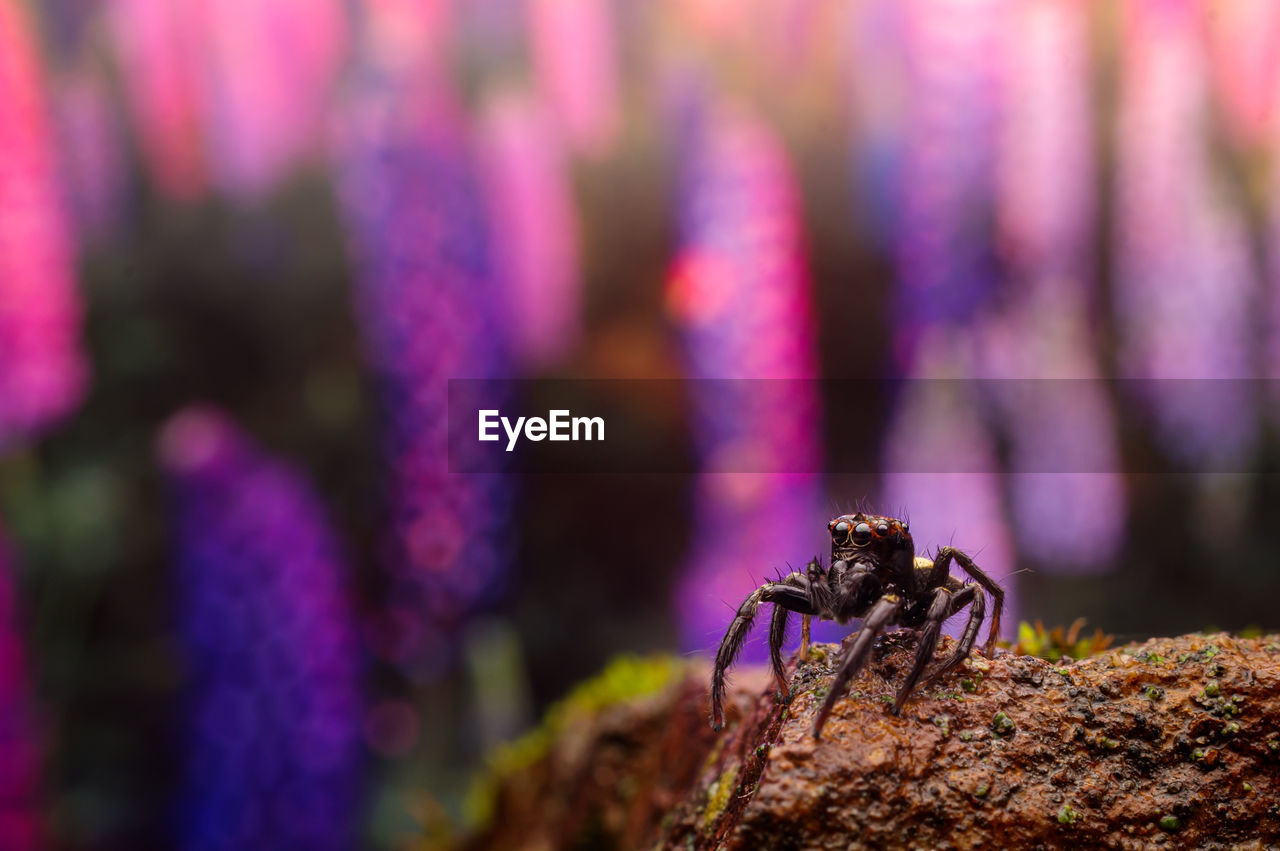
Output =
[{"x1": 464, "y1": 633, "x2": 1280, "y2": 850}]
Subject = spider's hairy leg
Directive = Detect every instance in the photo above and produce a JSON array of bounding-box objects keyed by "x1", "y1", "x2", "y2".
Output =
[
  {"x1": 712, "y1": 577, "x2": 817, "y2": 731},
  {"x1": 921, "y1": 584, "x2": 985, "y2": 689},
  {"x1": 811, "y1": 594, "x2": 900, "y2": 740},
  {"x1": 934, "y1": 546, "x2": 1004, "y2": 655},
  {"x1": 892, "y1": 587, "x2": 952, "y2": 715},
  {"x1": 767, "y1": 571, "x2": 818, "y2": 696}
]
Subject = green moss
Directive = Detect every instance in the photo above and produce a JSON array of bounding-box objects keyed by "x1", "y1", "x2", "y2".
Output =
[
  {"x1": 1141, "y1": 652, "x2": 1166, "y2": 665},
  {"x1": 1203, "y1": 680, "x2": 1220, "y2": 698},
  {"x1": 991, "y1": 711, "x2": 1015, "y2": 737},
  {"x1": 1057, "y1": 804, "x2": 1080, "y2": 825},
  {"x1": 1144, "y1": 685, "x2": 1163, "y2": 700},
  {"x1": 932, "y1": 715, "x2": 951, "y2": 738},
  {"x1": 702, "y1": 763, "x2": 740, "y2": 832},
  {"x1": 1159, "y1": 815, "x2": 1180, "y2": 831},
  {"x1": 1098, "y1": 736, "x2": 1119, "y2": 751},
  {"x1": 960, "y1": 677, "x2": 977, "y2": 693},
  {"x1": 1222, "y1": 721, "x2": 1241, "y2": 736},
  {"x1": 464, "y1": 655, "x2": 683, "y2": 828},
  {"x1": 974, "y1": 783, "x2": 989, "y2": 798}
]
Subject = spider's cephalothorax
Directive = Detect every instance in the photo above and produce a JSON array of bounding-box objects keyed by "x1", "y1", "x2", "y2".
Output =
[{"x1": 709, "y1": 513, "x2": 1005, "y2": 740}]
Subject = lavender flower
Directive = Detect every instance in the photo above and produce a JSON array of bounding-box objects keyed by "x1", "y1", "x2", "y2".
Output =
[
  {"x1": 890, "y1": 0, "x2": 1005, "y2": 364},
  {"x1": 159, "y1": 407, "x2": 363, "y2": 851},
  {"x1": 334, "y1": 59, "x2": 512, "y2": 679}
]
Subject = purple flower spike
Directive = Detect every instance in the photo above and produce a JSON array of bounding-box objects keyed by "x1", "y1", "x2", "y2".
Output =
[
  {"x1": 159, "y1": 407, "x2": 363, "y2": 851},
  {"x1": 334, "y1": 66, "x2": 512, "y2": 679}
]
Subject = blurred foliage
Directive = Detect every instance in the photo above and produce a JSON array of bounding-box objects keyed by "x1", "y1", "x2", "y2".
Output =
[{"x1": 1011, "y1": 619, "x2": 1116, "y2": 662}]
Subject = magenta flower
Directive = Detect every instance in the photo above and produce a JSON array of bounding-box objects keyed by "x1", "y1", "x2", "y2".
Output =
[
  {"x1": 0, "y1": 0, "x2": 88, "y2": 447},
  {"x1": 668, "y1": 103, "x2": 827, "y2": 657}
]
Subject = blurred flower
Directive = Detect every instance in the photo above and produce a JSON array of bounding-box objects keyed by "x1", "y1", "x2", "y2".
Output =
[
  {"x1": 199, "y1": 0, "x2": 348, "y2": 198},
  {"x1": 986, "y1": 0, "x2": 1125, "y2": 570},
  {"x1": 105, "y1": 0, "x2": 208, "y2": 200},
  {"x1": 0, "y1": 0, "x2": 88, "y2": 448},
  {"x1": 52, "y1": 66, "x2": 130, "y2": 241},
  {"x1": 477, "y1": 89, "x2": 582, "y2": 368},
  {"x1": 159, "y1": 407, "x2": 363, "y2": 851},
  {"x1": 527, "y1": 0, "x2": 620, "y2": 157},
  {"x1": 878, "y1": 0, "x2": 1015, "y2": 627},
  {"x1": 334, "y1": 63, "x2": 512, "y2": 680},
  {"x1": 891, "y1": 0, "x2": 1005, "y2": 365},
  {"x1": 881, "y1": 346, "x2": 1018, "y2": 638},
  {"x1": 1202, "y1": 0, "x2": 1280, "y2": 148},
  {"x1": 667, "y1": 103, "x2": 827, "y2": 656},
  {"x1": 1114, "y1": 0, "x2": 1257, "y2": 467},
  {"x1": 107, "y1": 0, "x2": 347, "y2": 201}
]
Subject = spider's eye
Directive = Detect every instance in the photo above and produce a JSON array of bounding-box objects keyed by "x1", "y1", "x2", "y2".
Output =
[
  {"x1": 852, "y1": 522, "x2": 872, "y2": 545},
  {"x1": 902, "y1": 521, "x2": 909, "y2": 532},
  {"x1": 831, "y1": 520, "x2": 851, "y2": 542},
  {"x1": 876, "y1": 522, "x2": 890, "y2": 536}
]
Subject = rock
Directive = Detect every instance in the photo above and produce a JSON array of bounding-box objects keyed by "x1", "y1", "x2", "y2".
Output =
[{"x1": 462, "y1": 633, "x2": 1280, "y2": 849}]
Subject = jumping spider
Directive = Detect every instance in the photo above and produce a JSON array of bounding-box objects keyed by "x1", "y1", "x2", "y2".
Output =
[{"x1": 710, "y1": 513, "x2": 1004, "y2": 740}]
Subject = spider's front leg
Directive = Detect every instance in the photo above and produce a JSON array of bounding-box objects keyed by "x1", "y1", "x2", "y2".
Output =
[
  {"x1": 811, "y1": 594, "x2": 900, "y2": 740},
  {"x1": 891, "y1": 586, "x2": 953, "y2": 715},
  {"x1": 932, "y1": 546, "x2": 1004, "y2": 655},
  {"x1": 711, "y1": 573, "x2": 819, "y2": 730}
]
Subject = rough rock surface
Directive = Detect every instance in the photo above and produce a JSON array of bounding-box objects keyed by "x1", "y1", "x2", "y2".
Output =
[{"x1": 464, "y1": 633, "x2": 1280, "y2": 850}]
